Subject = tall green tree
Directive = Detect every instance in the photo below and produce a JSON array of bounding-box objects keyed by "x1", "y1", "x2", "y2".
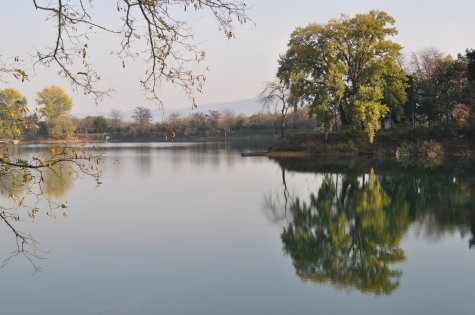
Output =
[{"x1": 278, "y1": 10, "x2": 407, "y2": 142}]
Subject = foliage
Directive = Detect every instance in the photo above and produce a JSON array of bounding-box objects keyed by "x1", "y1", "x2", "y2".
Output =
[
  {"x1": 278, "y1": 10, "x2": 407, "y2": 142},
  {"x1": 0, "y1": 88, "x2": 28, "y2": 137},
  {"x1": 46, "y1": 116, "x2": 77, "y2": 139},
  {"x1": 36, "y1": 86, "x2": 75, "y2": 138},
  {"x1": 452, "y1": 104, "x2": 472, "y2": 129},
  {"x1": 60, "y1": 107, "x2": 317, "y2": 140},
  {"x1": 92, "y1": 116, "x2": 108, "y2": 133},
  {"x1": 37, "y1": 86, "x2": 73, "y2": 120},
  {"x1": 463, "y1": 49, "x2": 475, "y2": 110},
  {"x1": 411, "y1": 49, "x2": 468, "y2": 125}
]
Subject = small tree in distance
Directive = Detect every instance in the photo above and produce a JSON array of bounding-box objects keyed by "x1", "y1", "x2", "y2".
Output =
[
  {"x1": 110, "y1": 110, "x2": 122, "y2": 130},
  {"x1": 132, "y1": 107, "x2": 153, "y2": 126}
]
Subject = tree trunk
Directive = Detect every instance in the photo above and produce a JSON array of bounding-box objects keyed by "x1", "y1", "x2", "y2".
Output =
[{"x1": 281, "y1": 117, "x2": 285, "y2": 137}]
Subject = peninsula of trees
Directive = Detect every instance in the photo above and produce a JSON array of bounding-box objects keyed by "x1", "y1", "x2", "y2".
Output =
[{"x1": 265, "y1": 10, "x2": 475, "y2": 157}]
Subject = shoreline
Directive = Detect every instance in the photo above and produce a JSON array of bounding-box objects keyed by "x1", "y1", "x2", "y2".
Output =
[{"x1": 267, "y1": 129, "x2": 475, "y2": 159}]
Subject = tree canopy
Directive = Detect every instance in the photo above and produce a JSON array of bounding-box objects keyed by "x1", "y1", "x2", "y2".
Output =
[
  {"x1": 410, "y1": 49, "x2": 468, "y2": 125},
  {"x1": 37, "y1": 86, "x2": 75, "y2": 138},
  {"x1": 0, "y1": 88, "x2": 28, "y2": 137},
  {"x1": 278, "y1": 10, "x2": 407, "y2": 142},
  {"x1": 37, "y1": 86, "x2": 73, "y2": 120}
]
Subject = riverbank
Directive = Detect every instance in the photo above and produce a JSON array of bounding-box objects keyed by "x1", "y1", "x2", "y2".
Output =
[
  {"x1": 12, "y1": 130, "x2": 282, "y2": 145},
  {"x1": 268, "y1": 127, "x2": 475, "y2": 159}
]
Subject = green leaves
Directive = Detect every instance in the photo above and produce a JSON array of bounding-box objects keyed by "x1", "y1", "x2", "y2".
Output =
[
  {"x1": 13, "y1": 69, "x2": 29, "y2": 82},
  {"x1": 278, "y1": 10, "x2": 407, "y2": 142},
  {"x1": 352, "y1": 86, "x2": 388, "y2": 143}
]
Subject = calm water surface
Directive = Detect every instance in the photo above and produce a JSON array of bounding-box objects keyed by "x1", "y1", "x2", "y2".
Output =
[{"x1": 1, "y1": 140, "x2": 474, "y2": 314}]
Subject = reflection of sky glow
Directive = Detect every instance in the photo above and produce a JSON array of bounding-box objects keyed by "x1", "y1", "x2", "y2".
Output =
[{"x1": 0, "y1": 143, "x2": 474, "y2": 314}]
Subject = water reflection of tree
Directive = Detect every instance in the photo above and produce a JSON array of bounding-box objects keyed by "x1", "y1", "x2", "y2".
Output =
[
  {"x1": 41, "y1": 161, "x2": 75, "y2": 198},
  {"x1": 135, "y1": 146, "x2": 152, "y2": 176},
  {"x1": 382, "y1": 171, "x2": 475, "y2": 247},
  {"x1": 267, "y1": 158, "x2": 475, "y2": 295},
  {"x1": 281, "y1": 171, "x2": 407, "y2": 295}
]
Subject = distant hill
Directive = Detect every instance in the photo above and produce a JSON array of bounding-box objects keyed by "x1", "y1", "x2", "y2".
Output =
[{"x1": 74, "y1": 98, "x2": 266, "y2": 121}]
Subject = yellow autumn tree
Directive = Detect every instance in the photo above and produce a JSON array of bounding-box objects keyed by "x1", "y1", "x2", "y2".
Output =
[
  {"x1": 37, "y1": 86, "x2": 76, "y2": 139},
  {"x1": 0, "y1": 88, "x2": 28, "y2": 138}
]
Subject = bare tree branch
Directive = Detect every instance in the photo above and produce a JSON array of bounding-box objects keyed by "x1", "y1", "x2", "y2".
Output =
[{"x1": 25, "y1": 0, "x2": 250, "y2": 104}]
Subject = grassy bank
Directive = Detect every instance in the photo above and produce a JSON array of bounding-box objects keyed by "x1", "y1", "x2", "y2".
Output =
[{"x1": 269, "y1": 126, "x2": 475, "y2": 158}]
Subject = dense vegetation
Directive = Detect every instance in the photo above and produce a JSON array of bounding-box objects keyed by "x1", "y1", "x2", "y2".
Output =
[
  {"x1": 95, "y1": 108, "x2": 316, "y2": 140},
  {"x1": 275, "y1": 10, "x2": 475, "y2": 143}
]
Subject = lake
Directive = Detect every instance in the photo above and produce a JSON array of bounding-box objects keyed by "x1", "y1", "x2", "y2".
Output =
[{"x1": 1, "y1": 140, "x2": 474, "y2": 315}]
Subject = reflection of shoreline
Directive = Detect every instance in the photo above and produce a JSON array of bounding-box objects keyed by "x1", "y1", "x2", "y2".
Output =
[{"x1": 264, "y1": 158, "x2": 475, "y2": 295}]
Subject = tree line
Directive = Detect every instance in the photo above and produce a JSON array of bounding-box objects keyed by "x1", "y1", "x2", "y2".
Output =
[
  {"x1": 76, "y1": 107, "x2": 316, "y2": 140},
  {"x1": 0, "y1": 85, "x2": 75, "y2": 140},
  {"x1": 0, "y1": 86, "x2": 316, "y2": 141}
]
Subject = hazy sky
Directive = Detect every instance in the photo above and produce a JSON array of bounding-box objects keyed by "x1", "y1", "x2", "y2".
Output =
[{"x1": 2, "y1": 0, "x2": 475, "y2": 116}]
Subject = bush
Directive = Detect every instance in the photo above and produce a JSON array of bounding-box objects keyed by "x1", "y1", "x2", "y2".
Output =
[{"x1": 395, "y1": 140, "x2": 444, "y2": 159}]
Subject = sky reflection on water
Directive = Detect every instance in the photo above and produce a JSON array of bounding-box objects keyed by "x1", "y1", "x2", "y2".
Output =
[{"x1": 0, "y1": 142, "x2": 474, "y2": 315}]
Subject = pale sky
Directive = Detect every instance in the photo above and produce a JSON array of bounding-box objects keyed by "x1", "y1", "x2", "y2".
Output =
[{"x1": 2, "y1": 0, "x2": 475, "y2": 116}]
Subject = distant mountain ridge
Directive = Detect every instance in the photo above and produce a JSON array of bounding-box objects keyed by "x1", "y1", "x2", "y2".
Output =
[{"x1": 74, "y1": 98, "x2": 265, "y2": 121}]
